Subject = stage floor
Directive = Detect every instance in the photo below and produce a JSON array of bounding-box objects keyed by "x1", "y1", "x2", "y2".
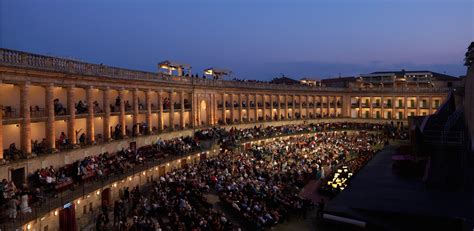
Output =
[{"x1": 325, "y1": 141, "x2": 474, "y2": 231}]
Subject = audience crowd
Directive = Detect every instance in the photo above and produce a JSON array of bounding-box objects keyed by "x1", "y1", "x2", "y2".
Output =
[{"x1": 1, "y1": 122, "x2": 397, "y2": 229}]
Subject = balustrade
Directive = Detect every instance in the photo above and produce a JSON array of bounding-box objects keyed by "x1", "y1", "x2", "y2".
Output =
[{"x1": 1, "y1": 49, "x2": 451, "y2": 93}]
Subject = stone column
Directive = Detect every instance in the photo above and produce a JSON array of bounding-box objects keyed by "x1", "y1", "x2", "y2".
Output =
[
  {"x1": 369, "y1": 97, "x2": 373, "y2": 119},
  {"x1": 341, "y1": 95, "x2": 350, "y2": 118},
  {"x1": 132, "y1": 89, "x2": 139, "y2": 135},
  {"x1": 320, "y1": 96, "x2": 324, "y2": 117},
  {"x1": 262, "y1": 94, "x2": 267, "y2": 121},
  {"x1": 277, "y1": 95, "x2": 282, "y2": 120},
  {"x1": 313, "y1": 95, "x2": 317, "y2": 117},
  {"x1": 238, "y1": 93, "x2": 243, "y2": 123},
  {"x1": 158, "y1": 90, "x2": 164, "y2": 131},
  {"x1": 404, "y1": 96, "x2": 408, "y2": 119},
  {"x1": 169, "y1": 90, "x2": 174, "y2": 130},
  {"x1": 145, "y1": 89, "x2": 152, "y2": 134},
  {"x1": 428, "y1": 96, "x2": 433, "y2": 114},
  {"x1": 392, "y1": 96, "x2": 396, "y2": 119},
  {"x1": 254, "y1": 93, "x2": 258, "y2": 121},
  {"x1": 119, "y1": 89, "x2": 126, "y2": 137},
  {"x1": 67, "y1": 85, "x2": 77, "y2": 145},
  {"x1": 180, "y1": 91, "x2": 185, "y2": 129},
  {"x1": 190, "y1": 92, "x2": 195, "y2": 128},
  {"x1": 291, "y1": 95, "x2": 296, "y2": 120},
  {"x1": 246, "y1": 94, "x2": 251, "y2": 122},
  {"x1": 284, "y1": 95, "x2": 289, "y2": 120},
  {"x1": 222, "y1": 93, "x2": 226, "y2": 124},
  {"x1": 358, "y1": 97, "x2": 362, "y2": 118},
  {"x1": 207, "y1": 95, "x2": 212, "y2": 126},
  {"x1": 0, "y1": 105, "x2": 2, "y2": 159},
  {"x1": 298, "y1": 95, "x2": 303, "y2": 119},
  {"x1": 45, "y1": 84, "x2": 55, "y2": 150},
  {"x1": 103, "y1": 88, "x2": 111, "y2": 141},
  {"x1": 305, "y1": 95, "x2": 309, "y2": 118},
  {"x1": 381, "y1": 96, "x2": 385, "y2": 119},
  {"x1": 86, "y1": 86, "x2": 95, "y2": 144},
  {"x1": 327, "y1": 96, "x2": 331, "y2": 117},
  {"x1": 416, "y1": 96, "x2": 420, "y2": 116},
  {"x1": 213, "y1": 93, "x2": 218, "y2": 125},
  {"x1": 270, "y1": 95, "x2": 274, "y2": 121},
  {"x1": 230, "y1": 93, "x2": 235, "y2": 123}
]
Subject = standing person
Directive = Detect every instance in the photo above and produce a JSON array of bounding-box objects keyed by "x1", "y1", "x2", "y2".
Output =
[
  {"x1": 20, "y1": 192, "x2": 32, "y2": 214},
  {"x1": 317, "y1": 198, "x2": 325, "y2": 219},
  {"x1": 8, "y1": 196, "x2": 19, "y2": 222}
]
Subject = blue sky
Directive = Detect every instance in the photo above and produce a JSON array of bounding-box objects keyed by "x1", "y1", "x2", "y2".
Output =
[{"x1": 1, "y1": 0, "x2": 473, "y2": 80}]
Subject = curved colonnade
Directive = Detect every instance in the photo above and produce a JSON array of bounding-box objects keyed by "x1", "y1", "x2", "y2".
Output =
[{"x1": 0, "y1": 48, "x2": 449, "y2": 230}]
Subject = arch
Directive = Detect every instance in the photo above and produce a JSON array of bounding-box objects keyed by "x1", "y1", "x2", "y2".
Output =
[{"x1": 200, "y1": 100, "x2": 208, "y2": 126}]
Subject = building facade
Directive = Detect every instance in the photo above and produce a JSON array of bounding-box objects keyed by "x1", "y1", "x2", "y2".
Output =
[
  {"x1": 0, "y1": 48, "x2": 455, "y2": 161},
  {"x1": 0, "y1": 48, "x2": 461, "y2": 230}
]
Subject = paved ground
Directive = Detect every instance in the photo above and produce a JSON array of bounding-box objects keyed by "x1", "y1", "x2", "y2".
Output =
[{"x1": 325, "y1": 141, "x2": 474, "y2": 231}]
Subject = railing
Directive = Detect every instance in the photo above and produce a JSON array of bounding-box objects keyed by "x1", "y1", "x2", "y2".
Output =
[
  {"x1": 0, "y1": 48, "x2": 452, "y2": 93},
  {"x1": 30, "y1": 107, "x2": 45, "y2": 117},
  {"x1": 2, "y1": 107, "x2": 18, "y2": 119}
]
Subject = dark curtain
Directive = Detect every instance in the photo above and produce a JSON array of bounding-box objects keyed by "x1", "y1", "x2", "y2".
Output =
[{"x1": 59, "y1": 204, "x2": 77, "y2": 231}]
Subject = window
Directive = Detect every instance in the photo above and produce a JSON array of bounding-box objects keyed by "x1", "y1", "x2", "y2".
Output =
[
  {"x1": 83, "y1": 205, "x2": 87, "y2": 214},
  {"x1": 398, "y1": 111, "x2": 403, "y2": 119},
  {"x1": 89, "y1": 202, "x2": 93, "y2": 212},
  {"x1": 398, "y1": 99, "x2": 403, "y2": 107}
]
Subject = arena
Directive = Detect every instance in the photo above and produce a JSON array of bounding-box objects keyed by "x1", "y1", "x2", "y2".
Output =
[{"x1": 0, "y1": 45, "x2": 472, "y2": 231}]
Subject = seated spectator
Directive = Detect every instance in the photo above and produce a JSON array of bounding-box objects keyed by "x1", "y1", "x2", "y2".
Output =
[{"x1": 54, "y1": 99, "x2": 66, "y2": 115}]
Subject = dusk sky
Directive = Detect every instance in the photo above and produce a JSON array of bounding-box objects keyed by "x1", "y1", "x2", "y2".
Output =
[{"x1": 1, "y1": 0, "x2": 473, "y2": 80}]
